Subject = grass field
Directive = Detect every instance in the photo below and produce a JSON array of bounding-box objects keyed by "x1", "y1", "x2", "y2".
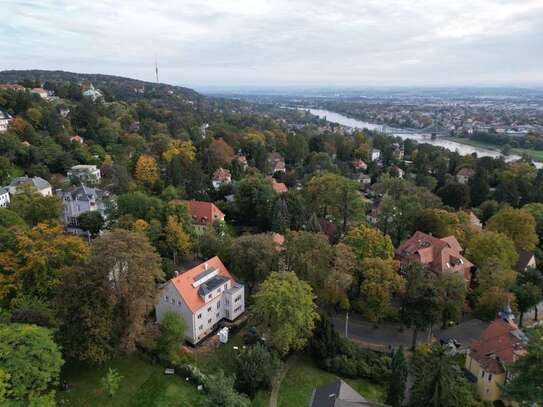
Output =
[
  {"x1": 57, "y1": 354, "x2": 204, "y2": 407},
  {"x1": 277, "y1": 355, "x2": 386, "y2": 407}
]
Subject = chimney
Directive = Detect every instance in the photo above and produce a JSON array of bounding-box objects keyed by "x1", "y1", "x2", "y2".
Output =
[
  {"x1": 174, "y1": 270, "x2": 179, "y2": 276},
  {"x1": 204, "y1": 262, "x2": 208, "y2": 270}
]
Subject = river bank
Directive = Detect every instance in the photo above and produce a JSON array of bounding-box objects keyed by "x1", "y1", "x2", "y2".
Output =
[{"x1": 444, "y1": 136, "x2": 543, "y2": 162}]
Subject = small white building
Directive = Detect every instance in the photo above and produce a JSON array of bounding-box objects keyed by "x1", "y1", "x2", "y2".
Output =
[
  {"x1": 0, "y1": 110, "x2": 13, "y2": 133},
  {"x1": 7, "y1": 176, "x2": 52, "y2": 196},
  {"x1": 57, "y1": 185, "x2": 108, "y2": 229},
  {"x1": 31, "y1": 88, "x2": 50, "y2": 99},
  {"x1": 67, "y1": 165, "x2": 101, "y2": 185},
  {"x1": 156, "y1": 256, "x2": 245, "y2": 344},
  {"x1": 371, "y1": 149, "x2": 381, "y2": 162},
  {"x1": 0, "y1": 187, "x2": 10, "y2": 208}
]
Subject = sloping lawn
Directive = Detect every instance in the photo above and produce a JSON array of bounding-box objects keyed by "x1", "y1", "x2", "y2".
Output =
[
  {"x1": 278, "y1": 355, "x2": 385, "y2": 407},
  {"x1": 57, "y1": 354, "x2": 204, "y2": 407}
]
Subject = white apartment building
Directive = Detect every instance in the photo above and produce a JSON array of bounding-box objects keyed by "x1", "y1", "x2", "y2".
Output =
[
  {"x1": 0, "y1": 187, "x2": 10, "y2": 208},
  {"x1": 0, "y1": 110, "x2": 13, "y2": 133},
  {"x1": 156, "y1": 256, "x2": 245, "y2": 344},
  {"x1": 67, "y1": 165, "x2": 101, "y2": 185}
]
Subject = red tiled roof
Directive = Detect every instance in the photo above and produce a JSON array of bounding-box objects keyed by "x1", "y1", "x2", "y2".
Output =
[
  {"x1": 170, "y1": 256, "x2": 235, "y2": 312},
  {"x1": 470, "y1": 319, "x2": 527, "y2": 374},
  {"x1": 267, "y1": 177, "x2": 287, "y2": 193},
  {"x1": 457, "y1": 167, "x2": 476, "y2": 177},
  {"x1": 396, "y1": 231, "x2": 473, "y2": 281},
  {"x1": 272, "y1": 233, "x2": 285, "y2": 246},
  {"x1": 212, "y1": 167, "x2": 231, "y2": 181},
  {"x1": 185, "y1": 200, "x2": 225, "y2": 226}
]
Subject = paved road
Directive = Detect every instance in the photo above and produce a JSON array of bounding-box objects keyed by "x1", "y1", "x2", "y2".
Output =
[{"x1": 331, "y1": 314, "x2": 429, "y2": 348}]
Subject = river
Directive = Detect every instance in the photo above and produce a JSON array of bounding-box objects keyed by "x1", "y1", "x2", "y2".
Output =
[{"x1": 307, "y1": 108, "x2": 542, "y2": 167}]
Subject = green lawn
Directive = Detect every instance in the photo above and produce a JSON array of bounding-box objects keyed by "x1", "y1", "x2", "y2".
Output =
[
  {"x1": 445, "y1": 136, "x2": 543, "y2": 161},
  {"x1": 277, "y1": 355, "x2": 385, "y2": 407},
  {"x1": 57, "y1": 354, "x2": 204, "y2": 407}
]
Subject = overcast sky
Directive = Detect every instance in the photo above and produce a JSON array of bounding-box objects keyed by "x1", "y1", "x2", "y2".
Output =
[{"x1": 1, "y1": 0, "x2": 543, "y2": 88}]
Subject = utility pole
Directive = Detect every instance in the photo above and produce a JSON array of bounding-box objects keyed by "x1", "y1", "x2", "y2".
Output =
[{"x1": 345, "y1": 312, "x2": 349, "y2": 338}]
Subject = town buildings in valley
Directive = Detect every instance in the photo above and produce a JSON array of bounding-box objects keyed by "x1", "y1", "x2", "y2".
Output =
[{"x1": 155, "y1": 256, "x2": 245, "y2": 344}]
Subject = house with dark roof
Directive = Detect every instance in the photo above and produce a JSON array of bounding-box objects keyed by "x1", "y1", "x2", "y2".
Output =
[
  {"x1": 465, "y1": 313, "x2": 528, "y2": 403},
  {"x1": 56, "y1": 185, "x2": 109, "y2": 231},
  {"x1": 7, "y1": 176, "x2": 52, "y2": 196},
  {"x1": 514, "y1": 249, "x2": 536, "y2": 272},
  {"x1": 309, "y1": 380, "x2": 388, "y2": 407},
  {"x1": 156, "y1": 256, "x2": 245, "y2": 344},
  {"x1": 395, "y1": 231, "x2": 473, "y2": 285}
]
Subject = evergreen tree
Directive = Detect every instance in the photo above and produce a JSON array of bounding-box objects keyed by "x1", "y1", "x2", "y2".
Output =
[
  {"x1": 386, "y1": 347, "x2": 408, "y2": 407},
  {"x1": 271, "y1": 196, "x2": 289, "y2": 234}
]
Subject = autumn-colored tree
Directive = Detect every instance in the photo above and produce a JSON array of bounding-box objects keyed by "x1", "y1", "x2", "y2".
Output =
[
  {"x1": 162, "y1": 140, "x2": 196, "y2": 162},
  {"x1": 321, "y1": 243, "x2": 355, "y2": 308},
  {"x1": 132, "y1": 219, "x2": 150, "y2": 234},
  {"x1": 0, "y1": 223, "x2": 89, "y2": 304},
  {"x1": 133, "y1": 154, "x2": 159, "y2": 184},
  {"x1": 345, "y1": 224, "x2": 395, "y2": 261},
  {"x1": 57, "y1": 228, "x2": 164, "y2": 361},
  {"x1": 164, "y1": 215, "x2": 192, "y2": 264},
  {"x1": 360, "y1": 258, "x2": 404, "y2": 323},
  {"x1": 487, "y1": 207, "x2": 538, "y2": 251},
  {"x1": 475, "y1": 286, "x2": 516, "y2": 321},
  {"x1": 208, "y1": 138, "x2": 235, "y2": 168}
]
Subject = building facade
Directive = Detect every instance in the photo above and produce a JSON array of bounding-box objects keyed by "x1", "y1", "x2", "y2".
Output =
[
  {"x1": 0, "y1": 109, "x2": 13, "y2": 133},
  {"x1": 7, "y1": 176, "x2": 52, "y2": 196},
  {"x1": 184, "y1": 200, "x2": 225, "y2": 235},
  {"x1": 156, "y1": 256, "x2": 245, "y2": 344},
  {"x1": 67, "y1": 165, "x2": 102, "y2": 185},
  {"x1": 0, "y1": 187, "x2": 10, "y2": 208},
  {"x1": 57, "y1": 185, "x2": 108, "y2": 228}
]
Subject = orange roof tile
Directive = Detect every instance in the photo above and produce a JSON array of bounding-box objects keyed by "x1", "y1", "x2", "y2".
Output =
[
  {"x1": 185, "y1": 200, "x2": 225, "y2": 226},
  {"x1": 170, "y1": 256, "x2": 235, "y2": 312}
]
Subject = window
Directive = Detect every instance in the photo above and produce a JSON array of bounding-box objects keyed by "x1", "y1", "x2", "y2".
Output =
[
  {"x1": 178, "y1": 300, "x2": 182, "y2": 306},
  {"x1": 488, "y1": 374, "x2": 492, "y2": 382},
  {"x1": 235, "y1": 295, "x2": 241, "y2": 303},
  {"x1": 199, "y1": 325, "x2": 203, "y2": 331},
  {"x1": 165, "y1": 295, "x2": 169, "y2": 301},
  {"x1": 207, "y1": 307, "x2": 211, "y2": 312},
  {"x1": 197, "y1": 314, "x2": 202, "y2": 319},
  {"x1": 208, "y1": 294, "x2": 212, "y2": 299},
  {"x1": 224, "y1": 283, "x2": 228, "y2": 290},
  {"x1": 234, "y1": 306, "x2": 242, "y2": 313},
  {"x1": 217, "y1": 301, "x2": 220, "y2": 309},
  {"x1": 481, "y1": 371, "x2": 485, "y2": 378},
  {"x1": 171, "y1": 298, "x2": 175, "y2": 304},
  {"x1": 208, "y1": 318, "x2": 212, "y2": 323},
  {"x1": 216, "y1": 312, "x2": 220, "y2": 318}
]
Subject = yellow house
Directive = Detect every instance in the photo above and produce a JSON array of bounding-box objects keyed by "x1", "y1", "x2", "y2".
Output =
[{"x1": 465, "y1": 317, "x2": 527, "y2": 404}]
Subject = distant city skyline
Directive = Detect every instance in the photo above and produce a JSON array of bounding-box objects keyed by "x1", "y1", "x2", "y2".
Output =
[{"x1": 2, "y1": 0, "x2": 543, "y2": 88}]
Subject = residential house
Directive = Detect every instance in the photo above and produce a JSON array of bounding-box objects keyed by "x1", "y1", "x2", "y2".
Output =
[
  {"x1": 0, "y1": 84, "x2": 25, "y2": 91},
  {"x1": 351, "y1": 159, "x2": 367, "y2": 171},
  {"x1": 309, "y1": 380, "x2": 387, "y2": 407},
  {"x1": 235, "y1": 154, "x2": 248, "y2": 171},
  {"x1": 370, "y1": 149, "x2": 381, "y2": 162},
  {"x1": 67, "y1": 165, "x2": 102, "y2": 185},
  {"x1": 70, "y1": 135, "x2": 84, "y2": 144},
  {"x1": 465, "y1": 312, "x2": 528, "y2": 403},
  {"x1": 456, "y1": 167, "x2": 476, "y2": 184},
  {"x1": 0, "y1": 109, "x2": 13, "y2": 133},
  {"x1": 7, "y1": 176, "x2": 52, "y2": 196},
  {"x1": 268, "y1": 176, "x2": 287, "y2": 194},
  {"x1": 392, "y1": 143, "x2": 404, "y2": 160},
  {"x1": 185, "y1": 200, "x2": 225, "y2": 234},
  {"x1": 212, "y1": 168, "x2": 232, "y2": 190},
  {"x1": 0, "y1": 187, "x2": 10, "y2": 208},
  {"x1": 268, "y1": 152, "x2": 286, "y2": 174},
  {"x1": 31, "y1": 87, "x2": 50, "y2": 99},
  {"x1": 156, "y1": 256, "x2": 245, "y2": 344},
  {"x1": 355, "y1": 173, "x2": 371, "y2": 185},
  {"x1": 57, "y1": 185, "x2": 108, "y2": 231},
  {"x1": 514, "y1": 249, "x2": 536, "y2": 272},
  {"x1": 395, "y1": 231, "x2": 473, "y2": 284}
]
